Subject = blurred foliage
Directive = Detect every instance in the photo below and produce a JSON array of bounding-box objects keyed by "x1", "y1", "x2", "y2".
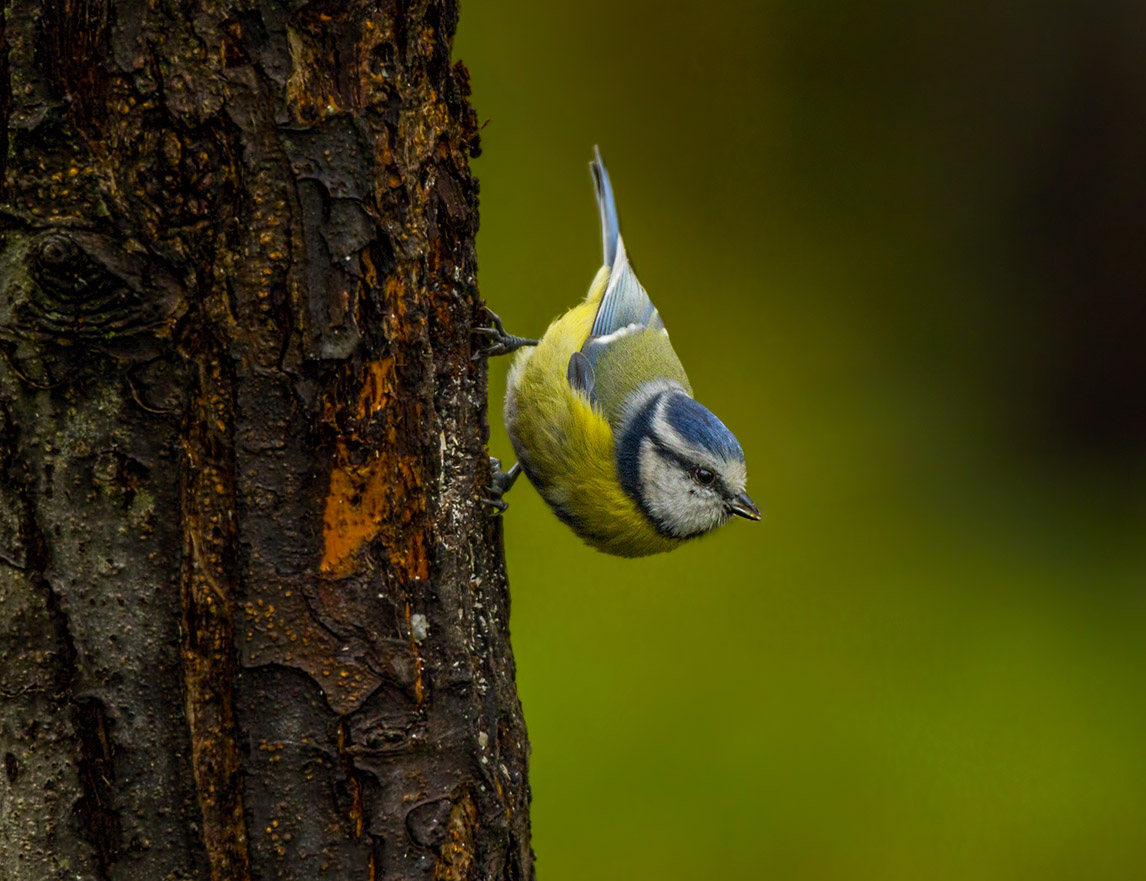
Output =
[{"x1": 456, "y1": 1, "x2": 1146, "y2": 878}]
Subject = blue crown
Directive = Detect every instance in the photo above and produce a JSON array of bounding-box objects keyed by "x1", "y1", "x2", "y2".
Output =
[{"x1": 663, "y1": 394, "x2": 744, "y2": 462}]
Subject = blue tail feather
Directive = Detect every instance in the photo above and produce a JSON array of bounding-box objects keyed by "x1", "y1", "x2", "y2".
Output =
[{"x1": 591, "y1": 146, "x2": 620, "y2": 268}]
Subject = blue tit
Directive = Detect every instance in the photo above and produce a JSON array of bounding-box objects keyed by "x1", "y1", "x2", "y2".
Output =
[{"x1": 483, "y1": 147, "x2": 759, "y2": 557}]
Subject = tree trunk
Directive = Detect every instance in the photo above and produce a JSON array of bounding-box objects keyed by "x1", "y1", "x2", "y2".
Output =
[{"x1": 0, "y1": 1, "x2": 533, "y2": 879}]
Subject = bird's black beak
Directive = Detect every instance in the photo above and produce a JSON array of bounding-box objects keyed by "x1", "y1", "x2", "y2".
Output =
[{"x1": 728, "y1": 491, "x2": 760, "y2": 521}]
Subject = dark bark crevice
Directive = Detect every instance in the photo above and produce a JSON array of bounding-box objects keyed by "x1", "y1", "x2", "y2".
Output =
[
  {"x1": 179, "y1": 335, "x2": 252, "y2": 881},
  {"x1": 70, "y1": 696, "x2": 121, "y2": 879}
]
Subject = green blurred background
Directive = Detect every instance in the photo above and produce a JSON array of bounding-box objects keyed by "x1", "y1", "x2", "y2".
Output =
[{"x1": 456, "y1": 2, "x2": 1146, "y2": 878}]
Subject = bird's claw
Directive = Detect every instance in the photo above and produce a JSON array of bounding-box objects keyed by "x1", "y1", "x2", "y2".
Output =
[
  {"x1": 484, "y1": 457, "x2": 522, "y2": 514},
  {"x1": 472, "y1": 309, "x2": 539, "y2": 360}
]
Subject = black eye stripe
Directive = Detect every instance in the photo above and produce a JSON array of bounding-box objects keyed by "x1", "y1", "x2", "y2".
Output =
[
  {"x1": 649, "y1": 439, "x2": 723, "y2": 490},
  {"x1": 649, "y1": 437, "x2": 691, "y2": 472}
]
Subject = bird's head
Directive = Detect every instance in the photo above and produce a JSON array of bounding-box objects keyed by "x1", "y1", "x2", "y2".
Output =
[{"x1": 617, "y1": 386, "x2": 759, "y2": 539}]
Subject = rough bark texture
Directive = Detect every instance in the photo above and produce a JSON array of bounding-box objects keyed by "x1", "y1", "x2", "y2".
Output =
[{"x1": 0, "y1": 1, "x2": 533, "y2": 879}]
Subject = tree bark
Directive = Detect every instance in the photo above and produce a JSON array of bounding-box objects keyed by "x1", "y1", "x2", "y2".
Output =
[{"x1": 0, "y1": 1, "x2": 533, "y2": 879}]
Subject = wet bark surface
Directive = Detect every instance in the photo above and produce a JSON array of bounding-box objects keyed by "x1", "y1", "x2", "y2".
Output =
[{"x1": 0, "y1": 1, "x2": 533, "y2": 879}]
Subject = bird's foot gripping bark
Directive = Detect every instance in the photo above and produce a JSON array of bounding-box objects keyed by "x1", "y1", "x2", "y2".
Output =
[
  {"x1": 484, "y1": 458, "x2": 522, "y2": 513},
  {"x1": 472, "y1": 309, "x2": 539, "y2": 359}
]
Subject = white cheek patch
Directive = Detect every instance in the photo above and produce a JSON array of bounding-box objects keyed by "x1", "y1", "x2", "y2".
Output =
[
  {"x1": 638, "y1": 438, "x2": 732, "y2": 539},
  {"x1": 638, "y1": 437, "x2": 679, "y2": 519}
]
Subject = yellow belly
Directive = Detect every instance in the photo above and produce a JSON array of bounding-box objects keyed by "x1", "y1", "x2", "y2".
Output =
[{"x1": 503, "y1": 271, "x2": 680, "y2": 557}]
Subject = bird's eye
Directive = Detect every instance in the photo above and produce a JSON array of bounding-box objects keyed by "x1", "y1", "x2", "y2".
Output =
[{"x1": 691, "y1": 466, "x2": 716, "y2": 486}]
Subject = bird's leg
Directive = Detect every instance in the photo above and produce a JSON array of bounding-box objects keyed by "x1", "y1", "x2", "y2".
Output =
[
  {"x1": 472, "y1": 309, "x2": 539, "y2": 359},
  {"x1": 484, "y1": 457, "x2": 523, "y2": 513}
]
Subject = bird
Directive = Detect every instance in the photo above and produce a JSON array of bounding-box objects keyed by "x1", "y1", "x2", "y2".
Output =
[{"x1": 476, "y1": 147, "x2": 759, "y2": 557}]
